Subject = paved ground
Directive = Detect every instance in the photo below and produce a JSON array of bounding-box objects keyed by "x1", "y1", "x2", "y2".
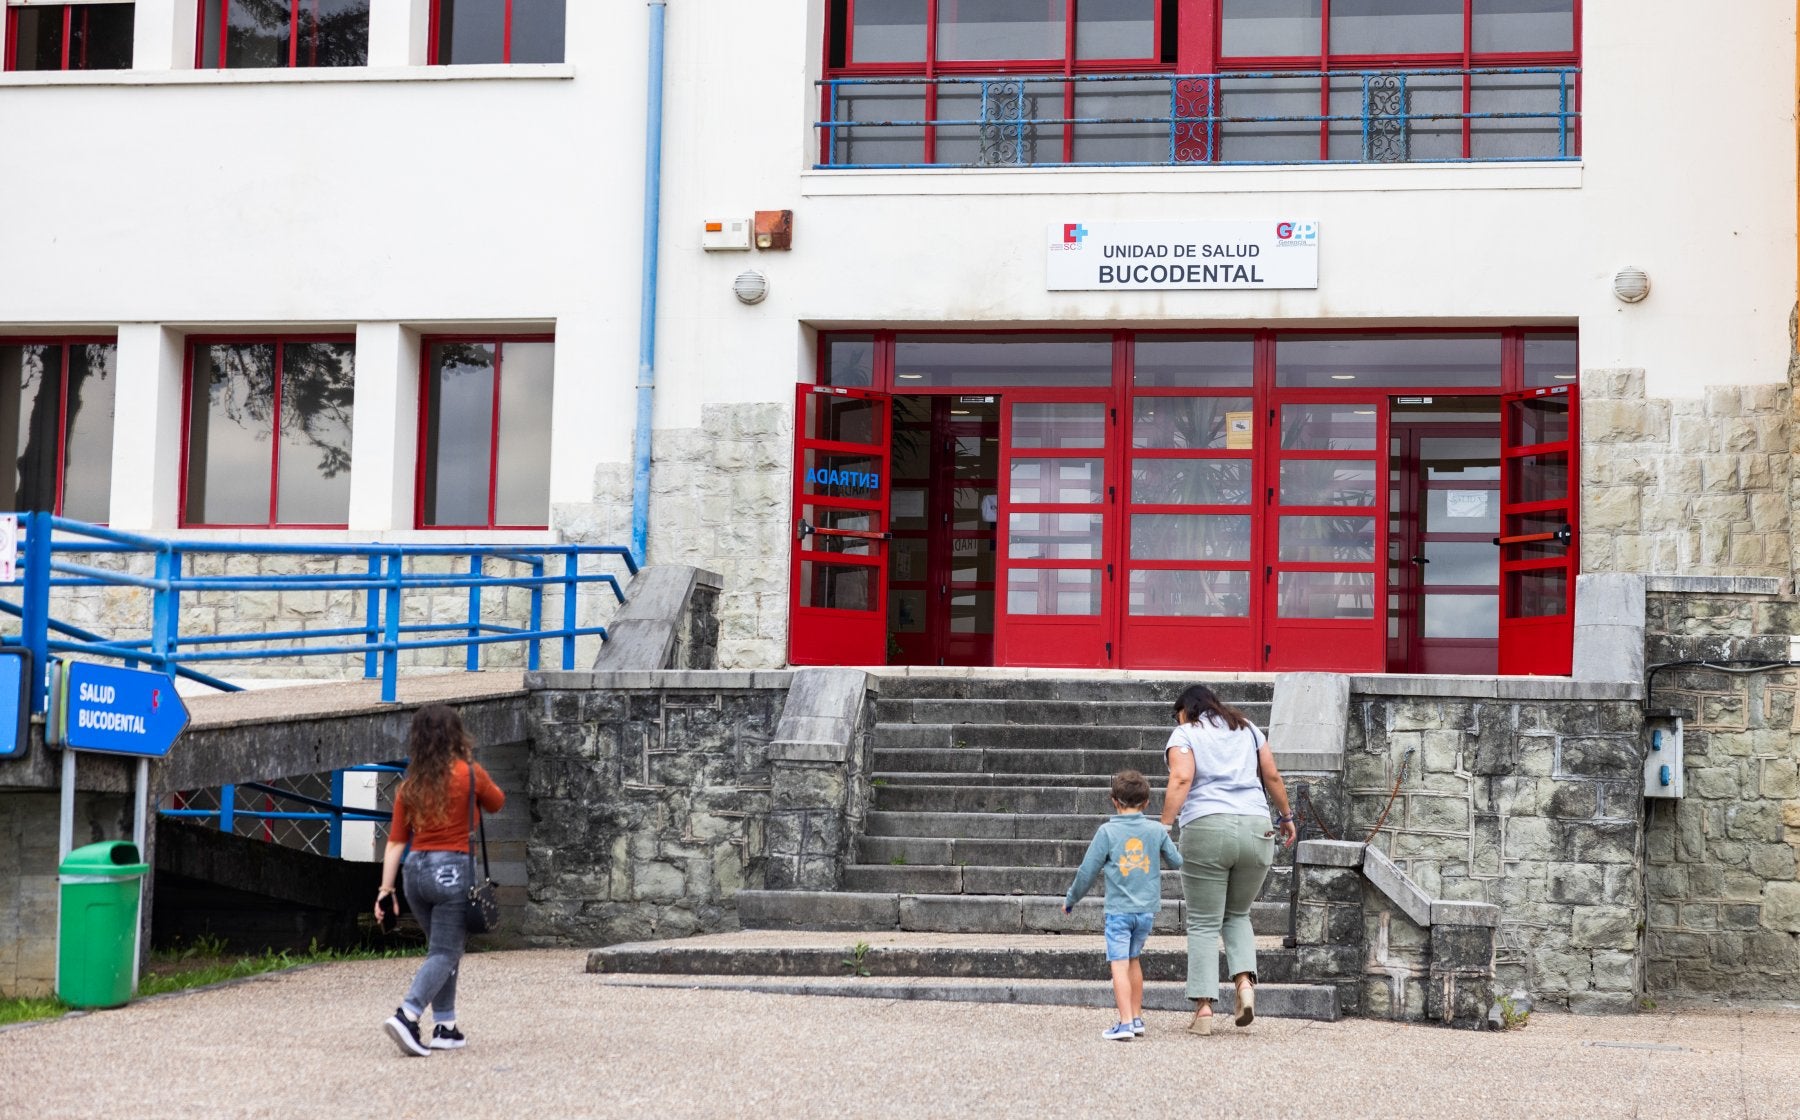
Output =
[{"x1": 4, "y1": 950, "x2": 1800, "y2": 1120}]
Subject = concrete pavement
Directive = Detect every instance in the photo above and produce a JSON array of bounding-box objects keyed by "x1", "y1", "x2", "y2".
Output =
[{"x1": 3, "y1": 949, "x2": 1799, "y2": 1119}]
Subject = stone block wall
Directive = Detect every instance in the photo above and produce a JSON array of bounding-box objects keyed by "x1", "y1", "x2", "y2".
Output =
[
  {"x1": 523, "y1": 670, "x2": 878, "y2": 947},
  {"x1": 1581, "y1": 368, "x2": 1792, "y2": 578},
  {"x1": 0, "y1": 791, "x2": 136, "y2": 997},
  {"x1": 1643, "y1": 590, "x2": 1800, "y2": 999},
  {"x1": 1344, "y1": 684, "x2": 1646, "y2": 1012}
]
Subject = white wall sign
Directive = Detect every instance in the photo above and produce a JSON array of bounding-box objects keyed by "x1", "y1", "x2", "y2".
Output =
[
  {"x1": 1046, "y1": 220, "x2": 1319, "y2": 291},
  {"x1": 0, "y1": 516, "x2": 17, "y2": 584}
]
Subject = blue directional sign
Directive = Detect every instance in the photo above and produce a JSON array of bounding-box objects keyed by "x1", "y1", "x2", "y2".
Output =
[
  {"x1": 0, "y1": 650, "x2": 29, "y2": 760},
  {"x1": 61, "y1": 662, "x2": 189, "y2": 758}
]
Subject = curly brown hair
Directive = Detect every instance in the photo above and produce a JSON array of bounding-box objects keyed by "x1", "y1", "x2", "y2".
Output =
[{"x1": 396, "y1": 704, "x2": 473, "y2": 830}]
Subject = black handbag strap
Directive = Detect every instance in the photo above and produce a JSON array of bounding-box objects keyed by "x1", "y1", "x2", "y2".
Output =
[{"x1": 465, "y1": 765, "x2": 492, "y2": 880}]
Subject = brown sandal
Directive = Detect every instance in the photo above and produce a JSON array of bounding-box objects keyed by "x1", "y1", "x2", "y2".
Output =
[
  {"x1": 1189, "y1": 1006, "x2": 1214, "y2": 1036},
  {"x1": 1235, "y1": 979, "x2": 1256, "y2": 1027}
]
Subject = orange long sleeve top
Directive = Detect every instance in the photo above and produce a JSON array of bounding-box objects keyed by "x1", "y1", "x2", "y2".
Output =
[{"x1": 390, "y1": 760, "x2": 505, "y2": 852}]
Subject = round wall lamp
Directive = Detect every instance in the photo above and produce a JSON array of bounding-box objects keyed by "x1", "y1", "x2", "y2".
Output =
[
  {"x1": 1612, "y1": 266, "x2": 1650, "y2": 303},
  {"x1": 733, "y1": 270, "x2": 769, "y2": 305}
]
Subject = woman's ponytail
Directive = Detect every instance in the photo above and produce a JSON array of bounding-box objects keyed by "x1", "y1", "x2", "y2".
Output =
[{"x1": 1173, "y1": 684, "x2": 1249, "y2": 732}]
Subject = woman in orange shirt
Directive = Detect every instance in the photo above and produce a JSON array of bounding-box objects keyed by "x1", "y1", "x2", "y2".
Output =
[{"x1": 375, "y1": 704, "x2": 505, "y2": 1057}]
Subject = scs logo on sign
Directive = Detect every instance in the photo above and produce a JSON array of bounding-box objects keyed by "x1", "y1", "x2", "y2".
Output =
[{"x1": 1275, "y1": 221, "x2": 1318, "y2": 245}]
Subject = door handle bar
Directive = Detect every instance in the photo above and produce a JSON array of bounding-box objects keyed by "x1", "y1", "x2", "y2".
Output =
[
  {"x1": 1492, "y1": 524, "x2": 1573, "y2": 547},
  {"x1": 797, "y1": 518, "x2": 893, "y2": 543}
]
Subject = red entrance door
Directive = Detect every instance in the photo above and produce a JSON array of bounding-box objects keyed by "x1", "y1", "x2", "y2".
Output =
[
  {"x1": 788, "y1": 385, "x2": 892, "y2": 665},
  {"x1": 1261, "y1": 395, "x2": 1386, "y2": 671},
  {"x1": 994, "y1": 393, "x2": 1118, "y2": 668},
  {"x1": 1497, "y1": 385, "x2": 1578, "y2": 675}
]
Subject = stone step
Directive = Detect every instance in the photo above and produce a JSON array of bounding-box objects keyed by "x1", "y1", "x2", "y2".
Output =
[
  {"x1": 874, "y1": 783, "x2": 1154, "y2": 816},
  {"x1": 590, "y1": 974, "x2": 1339, "y2": 1023},
  {"x1": 866, "y1": 810, "x2": 1113, "y2": 841},
  {"x1": 873, "y1": 771, "x2": 1148, "y2": 789},
  {"x1": 858, "y1": 834, "x2": 1091, "y2": 868},
  {"x1": 874, "y1": 724, "x2": 1183, "y2": 753},
  {"x1": 737, "y1": 889, "x2": 1291, "y2": 938},
  {"x1": 838, "y1": 867, "x2": 1292, "y2": 927},
  {"x1": 871, "y1": 677, "x2": 1275, "y2": 703},
  {"x1": 873, "y1": 746, "x2": 1176, "y2": 777},
  {"x1": 875, "y1": 698, "x2": 1271, "y2": 728},
  {"x1": 589, "y1": 929, "x2": 1300, "y2": 989}
]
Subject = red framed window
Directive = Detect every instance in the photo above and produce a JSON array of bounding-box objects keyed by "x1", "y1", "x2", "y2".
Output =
[
  {"x1": 181, "y1": 337, "x2": 356, "y2": 528},
  {"x1": 417, "y1": 337, "x2": 554, "y2": 530},
  {"x1": 6, "y1": 3, "x2": 134, "y2": 71},
  {"x1": 429, "y1": 0, "x2": 565, "y2": 64},
  {"x1": 822, "y1": 0, "x2": 1577, "y2": 164},
  {"x1": 196, "y1": 0, "x2": 369, "y2": 69},
  {"x1": 0, "y1": 339, "x2": 116, "y2": 520}
]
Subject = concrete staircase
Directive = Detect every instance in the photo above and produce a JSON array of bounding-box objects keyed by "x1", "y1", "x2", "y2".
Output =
[
  {"x1": 616, "y1": 675, "x2": 1341, "y2": 1022},
  {"x1": 740, "y1": 676, "x2": 1292, "y2": 939}
]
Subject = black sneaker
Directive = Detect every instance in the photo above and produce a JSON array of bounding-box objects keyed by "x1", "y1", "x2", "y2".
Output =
[
  {"x1": 430, "y1": 1024, "x2": 466, "y2": 1050},
  {"x1": 383, "y1": 1008, "x2": 430, "y2": 1057}
]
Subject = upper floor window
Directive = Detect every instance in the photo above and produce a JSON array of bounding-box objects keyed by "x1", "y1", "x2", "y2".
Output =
[
  {"x1": 183, "y1": 337, "x2": 355, "y2": 528},
  {"x1": 6, "y1": 3, "x2": 135, "y2": 71},
  {"x1": 0, "y1": 340, "x2": 115, "y2": 521},
  {"x1": 821, "y1": 0, "x2": 1577, "y2": 167},
  {"x1": 430, "y1": 0, "x2": 565, "y2": 64},
  {"x1": 197, "y1": 0, "x2": 369, "y2": 69},
  {"x1": 418, "y1": 338, "x2": 553, "y2": 529}
]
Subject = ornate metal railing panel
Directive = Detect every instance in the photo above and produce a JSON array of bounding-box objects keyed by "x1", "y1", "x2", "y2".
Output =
[{"x1": 818, "y1": 67, "x2": 1578, "y2": 169}]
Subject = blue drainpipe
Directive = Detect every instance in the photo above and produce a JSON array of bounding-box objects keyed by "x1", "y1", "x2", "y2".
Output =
[{"x1": 630, "y1": 0, "x2": 667, "y2": 566}]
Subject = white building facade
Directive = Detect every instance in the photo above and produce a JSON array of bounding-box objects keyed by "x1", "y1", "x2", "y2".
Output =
[{"x1": 0, "y1": 0, "x2": 1794, "y2": 676}]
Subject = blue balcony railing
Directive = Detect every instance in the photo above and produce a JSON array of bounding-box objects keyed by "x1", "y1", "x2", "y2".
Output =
[{"x1": 818, "y1": 67, "x2": 1579, "y2": 169}]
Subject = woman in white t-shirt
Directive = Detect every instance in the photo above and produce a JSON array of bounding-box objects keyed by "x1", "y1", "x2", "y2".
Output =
[{"x1": 1158, "y1": 684, "x2": 1296, "y2": 1036}]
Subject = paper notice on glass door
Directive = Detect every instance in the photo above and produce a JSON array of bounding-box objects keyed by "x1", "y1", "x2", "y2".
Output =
[
  {"x1": 1225, "y1": 411, "x2": 1254, "y2": 449},
  {"x1": 1445, "y1": 491, "x2": 1490, "y2": 519}
]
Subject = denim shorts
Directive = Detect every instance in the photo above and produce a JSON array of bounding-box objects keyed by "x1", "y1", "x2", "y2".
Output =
[{"x1": 1103, "y1": 911, "x2": 1156, "y2": 961}]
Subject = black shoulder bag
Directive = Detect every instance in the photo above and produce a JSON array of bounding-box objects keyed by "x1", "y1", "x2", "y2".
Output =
[{"x1": 465, "y1": 773, "x2": 500, "y2": 934}]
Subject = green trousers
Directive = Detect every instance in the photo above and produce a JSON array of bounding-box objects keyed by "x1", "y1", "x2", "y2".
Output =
[{"x1": 1178, "y1": 814, "x2": 1275, "y2": 1000}]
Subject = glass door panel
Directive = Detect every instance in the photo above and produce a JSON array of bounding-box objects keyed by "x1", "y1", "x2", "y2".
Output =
[
  {"x1": 1498, "y1": 385, "x2": 1577, "y2": 675},
  {"x1": 789, "y1": 384, "x2": 891, "y2": 665},
  {"x1": 995, "y1": 395, "x2": 1116, "y2": 668}
]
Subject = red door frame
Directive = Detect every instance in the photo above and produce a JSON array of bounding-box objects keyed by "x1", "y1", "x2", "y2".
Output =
[
  {"x1": 1497, "y1": 384, "x2": 1578, "y2": 675},
  {"x1": 1389, "y1": 420, "x2": 1502, "y2": 674},
  {"x1": 788, "y1": 384, "x2": 893, "y2": 666},
  {"x1": 993, "y1": 388, "x2": 1119, "y2": 669}
]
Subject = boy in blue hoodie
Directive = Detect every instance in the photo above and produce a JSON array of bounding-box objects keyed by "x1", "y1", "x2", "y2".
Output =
[{"x1": 1063, "y1": 769, "x2": 1183, "y2": 1041}]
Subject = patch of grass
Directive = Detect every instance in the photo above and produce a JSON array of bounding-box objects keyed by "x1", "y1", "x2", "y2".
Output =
[
  {"x1": 0, "y1": 997, "x2": 68, "y2": 1027},
  {"x1": 1495, "y1": 993, "x2": 1530, "y2": 1031},
  {"x1": 889, "y1": 854, "x2": 908, "y2": 866}
]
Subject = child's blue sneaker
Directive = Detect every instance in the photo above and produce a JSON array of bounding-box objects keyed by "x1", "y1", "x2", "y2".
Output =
[
  {"x1": 1102, "y1": 1022, "x2": 1135, "y2": 1041},
  {"x1": 1130, "y1": 1017, "x2": 1146, "y2": 1036}
]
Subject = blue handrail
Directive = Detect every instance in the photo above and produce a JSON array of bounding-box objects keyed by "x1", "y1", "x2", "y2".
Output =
[
  {"x1": 817, "y1": 66, "x2": 1579, "y2": 168},
  {"x1": 4, "y1": 512, "x2": 638, "y2": 709}
]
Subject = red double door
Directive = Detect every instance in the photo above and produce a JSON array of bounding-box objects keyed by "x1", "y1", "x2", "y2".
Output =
[{"x1": 788, "y1": 384, "x2": 1577, "y2": 675}]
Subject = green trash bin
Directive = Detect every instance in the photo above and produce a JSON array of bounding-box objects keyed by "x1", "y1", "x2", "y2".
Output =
[{"x1": 57, "y1": 840, "x2": 150, "y2": 1009}]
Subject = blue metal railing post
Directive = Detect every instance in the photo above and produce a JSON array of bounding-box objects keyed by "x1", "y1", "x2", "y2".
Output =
[
  {"x1": 1361, "y1": 73, "x2": 1372, "y2": 160},
  {"x1": 327, "y1": 770, "x2": 344, "y2": 858},
  {"x1": 381, "y1": 554, "x2": 402, "y2": 703},
  {"x1": 527, "y1": 558, "x2": 544, "y2": 672},
  {"x1": 219, "y1": 784, "x2": 236, "y2": 833},
  {"x1": 21, "y1": 511, "x2": 50, "y2": 713},
  {"x1": 1558, "y1": 70, "x2": 1569, "y2": 158},
  {"x1": 562, "y1": 553, "x2": 578, "y2": 671},
  {"x1": 150, "y1": 548, "x2": 177, "y2": 676},
  {"x1": 363, "y1": 554, "x2": 380, "y2": 679},
  {"x1": 466, "y1": 554, "x2": 483, "y2": 673}
]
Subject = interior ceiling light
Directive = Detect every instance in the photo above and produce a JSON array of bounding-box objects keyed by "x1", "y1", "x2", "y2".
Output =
[
  {"x1": 898, "y1": 373, "x2": 924, "y2": 379},
  {"x1": 951, "y1": 409, "x2": 971, "y2": 415},
  {"x1": 1331, "y1": 374, "x2": 1356, "y2": 380},
  {"x1": 1554, "y1": 373, "x2": 1577, "y2": 380}
]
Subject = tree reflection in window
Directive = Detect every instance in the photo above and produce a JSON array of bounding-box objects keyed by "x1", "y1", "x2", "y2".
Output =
[
  {"x1": 199, "y1": 0, "x2": 370, "y2": 68},
  {"x1": 0, "y1": 342, "x2": 116, "y2": 519}
]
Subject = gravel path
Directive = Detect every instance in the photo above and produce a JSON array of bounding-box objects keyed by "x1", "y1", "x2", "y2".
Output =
[{"x1": 4, "y1": 949, "x2": 1800, "y2": 1120}]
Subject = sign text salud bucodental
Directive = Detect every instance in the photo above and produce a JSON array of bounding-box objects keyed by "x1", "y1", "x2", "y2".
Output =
[
  {"x1": 1046, "y1": 220, "x2": 1319, "y2": 291},
  {"x1": 62, "y1": 660, "x2": 190, "y2": 758}
]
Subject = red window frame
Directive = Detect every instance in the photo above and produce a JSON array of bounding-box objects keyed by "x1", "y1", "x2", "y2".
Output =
[
  {"x1": 818, "y1": 326, "x2": 1577, "y2": 674},
  {"x1": 823, "y1": 0, "x2": 1174, "y2": 165},
  {"x1": 180, "y1": 334, "x2": 356, "y2": 530},
  {"x1": 1208, "y1": 0, "x2": 1582, "y2": 161},
  {"x1": 427, "y1": 0, "x2": 557, "y2": 65},
  {"x1": 194, "y1": 0, "x2": 367, "y2": 69},
  {"x1": 5, "y1": 3, "x2": 133, "y2": 71},
  {"x1": 414, "y1": 334, "x2": 555, "y2": 532},
  {"x1": 0, "y1": 335, "x2": 117, "y2": 519}
]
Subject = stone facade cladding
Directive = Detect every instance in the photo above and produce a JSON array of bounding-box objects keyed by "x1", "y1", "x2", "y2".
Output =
[
  {"x1": 0, "y1": 791, "x2": 135, "y2": 997},
  {"x1": 1343, "y1": 682, "x2": 1646, "y2": 1013},
  {"x1": 1643, "y1": 589, "x2": 1800, "y2": 999},
  {"x1": 1581, "y1": 368, "x2": 1792, "y2": 578}
]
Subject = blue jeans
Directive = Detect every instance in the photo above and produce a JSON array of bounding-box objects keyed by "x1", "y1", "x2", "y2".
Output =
[
  {"x1": 401, "y1": 850, "x2": 472, "y2": 1020},
  {"x1": 1103, "y1": 911, "x2": 1156, "y2": 961}
]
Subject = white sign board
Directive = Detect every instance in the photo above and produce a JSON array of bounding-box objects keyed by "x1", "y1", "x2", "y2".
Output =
[
  {"x1": 1046, "y1": 220, "x2": 1319, "y2": 291},
  {"x1": 0, "y1": 516, "x2": 17, "y2": 584}
]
